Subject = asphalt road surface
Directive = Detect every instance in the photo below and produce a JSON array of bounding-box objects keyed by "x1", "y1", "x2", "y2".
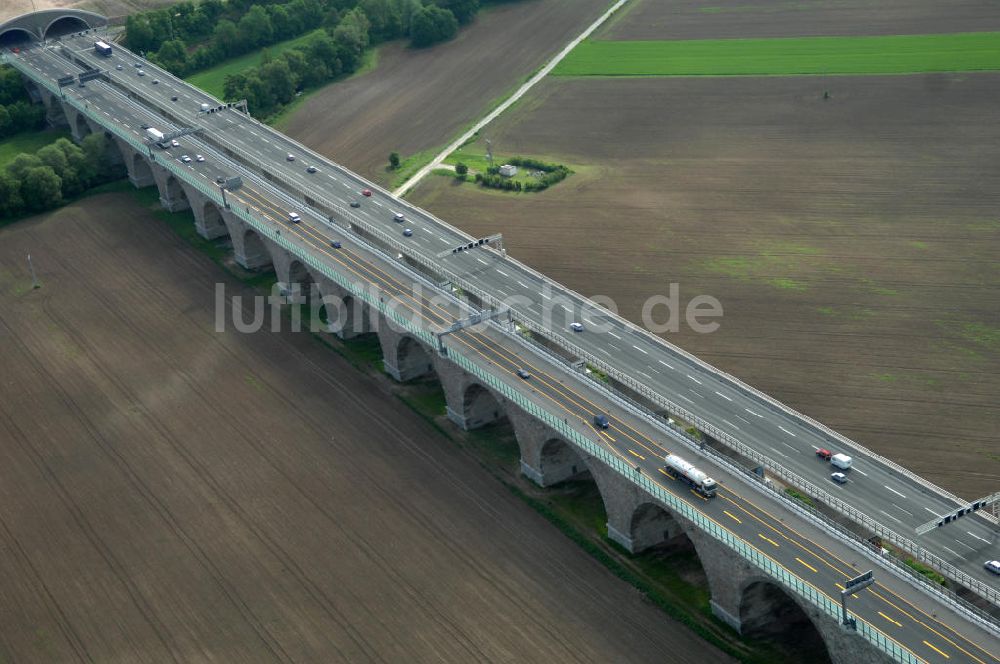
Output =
[{"x1": 11, "y1": 39, "x2": 999, "y2": 662}]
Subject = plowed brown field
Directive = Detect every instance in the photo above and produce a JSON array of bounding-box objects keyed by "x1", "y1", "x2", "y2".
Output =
[
  {"x1": 409, "y1": 74, "x2": 1000, "y2": 498},
  {"x1": 0, "y1": 194, "x2": 731, "y2": 663},
  {"x1": 600, "y1": 0, "x2": 1000, "y2": 40},
  {"x1": 281, "y1": 0, "x2": 612, "y2": 187}
]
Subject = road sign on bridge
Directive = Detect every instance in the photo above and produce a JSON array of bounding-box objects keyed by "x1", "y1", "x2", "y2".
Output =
[
  {"x1": 916, "y1": 492, "x2": 1000, "y2": 535},
  {"x1": 841, "y1": 570, "x2": 875, "y2": 628}
]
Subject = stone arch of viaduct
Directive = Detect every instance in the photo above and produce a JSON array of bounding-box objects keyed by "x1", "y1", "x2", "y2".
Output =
[{"x1": 25, "y1": 84, "x2": 895, "y2": 664}]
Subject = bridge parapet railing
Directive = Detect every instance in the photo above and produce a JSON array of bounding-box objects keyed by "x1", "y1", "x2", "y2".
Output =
[
  {"x1": 8, "y1": 49, "x2": 996, "y2": 624},
  {"x1": 9, "y1": 45, "x2": 977, "y2": 524},
  {"x1": 443, "y1": 344, "x2": 924, "y2": 664},
  {"x1": 495, "y1": 239, "x2": 977, "y2": 515},
  {"x1": 498, "y1": 321, "x2": 1000, "y2": 634},
  {"x1": 500, "y1": 311, "x2": 1000, "y2": 609}
]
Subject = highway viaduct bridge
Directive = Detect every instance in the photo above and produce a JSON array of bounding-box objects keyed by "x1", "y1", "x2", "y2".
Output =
[{"x1": 3, "y1": 17, "x2": 998, "y2": 664}]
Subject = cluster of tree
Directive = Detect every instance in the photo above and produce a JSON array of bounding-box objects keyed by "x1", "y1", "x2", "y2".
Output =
[
  {"x1": 474, "y1": 157, "x2": 571, "y2": 192},
  {"x1": 0, "y1": 66, "x2": 46, "y2": 141},
  {"x1": 129, "y1": 0, "x2": 332, "y2": 77},
  {"x1": 222, "y1": 7, "x2": 371, "y2": 118},
  {"x1": 128, "y1": 0, "x2": 497, "y2": 83},
  {"x1": 0, "y1": 136, "x2": 124, "y2": 219},
  {"x1": 126, "y1": 0, "x2": 226, "y2": 55}
]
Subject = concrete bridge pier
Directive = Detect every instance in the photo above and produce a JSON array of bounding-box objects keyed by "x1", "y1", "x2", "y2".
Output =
[
  {"x1": 314, "y1": 278, "x2": 372, "y2": 340},
  {"x1": 508, "y1": 407, "x2": 591, "y2": 486},
  {"x1": 432, "y1": 356, "x2": 506, "y2": 430},
  {"x1": 35, "y1": 87, "x2": 68, "y2": 129},
  {"x1": 223, "y1": 212, "x2": 272, "y2": 270},
  {"x1": 377, "y1": 324, "x2": 435, "y2": 382},
  {"x1": 150, "y1": 162, "x2": 191, "y2": 213},
  {"x1": 115, "y1": 140, "x2": 155, "y2": 188},
  {"x1": 191, "y1": 197, "x2": 229, "y2": 240}
]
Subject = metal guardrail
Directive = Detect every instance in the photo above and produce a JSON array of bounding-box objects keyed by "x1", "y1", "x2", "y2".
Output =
[
  {"x1": 498, "y1": 324, "x2": 1000, "y2": 635},
  {"x1": 6, "y1": 52, "x2": 993, "y2": 657},
  {"x1": 443, "y1": 346, "x2": 924, "y2": 664},
  {"x1": 414, "y1": 253, "x2": 1000, "y2": 609},
  {"x1": 493, "y1": 242, "x2": 981, "y2": 514},
  {"x1": 75, "y1": 40, "x2": 984, "y2": 528},
  {"x1": 510, "y1": 310, "x2": 1000, "y2": 609},
  {"x1": 24, "y1": 40, "x2": 982, "y2": 527}
]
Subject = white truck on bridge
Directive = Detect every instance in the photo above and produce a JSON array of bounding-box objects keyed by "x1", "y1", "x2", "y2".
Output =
[
  {"x1": 664, "y1": 453, "x2": 718, "y2": 497},
  {"x1": 145, "y1": 127, "x2": 172, "y2": 149}
]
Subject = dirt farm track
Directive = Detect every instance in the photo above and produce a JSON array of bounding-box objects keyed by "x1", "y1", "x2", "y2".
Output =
[
  {"x1": 281, "y1": 0, "x2": 611, "y2": 188},
  {"x1": 0, "y1": 195, "x2": 731, "y2": 663}
]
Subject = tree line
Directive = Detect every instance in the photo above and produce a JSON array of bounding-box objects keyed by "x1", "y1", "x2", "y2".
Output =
[
  {"x1": 128, "y1": 0, "x2": 490, "y2": 81},
  {"x1": 0, "y1": 66, "x2": 45, "y2": 141},
  {"x1": 0, "y1": 136, "x2": 124, "y2": 219},
  {"x1": 129, "y1": 0, "x2": 334, "y2": 77}
]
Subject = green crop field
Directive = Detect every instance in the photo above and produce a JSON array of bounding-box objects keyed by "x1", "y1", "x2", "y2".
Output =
[
  {"x1": 553, "y1": 32, "x2": 1000, "y2": 77},
  {"x1": 185, "y1": 29, "x2": 324, "y2": 97}
]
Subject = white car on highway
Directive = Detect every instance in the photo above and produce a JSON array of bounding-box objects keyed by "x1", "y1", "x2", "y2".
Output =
[{"x1": 179, "y1": 155, "x2": 191, "y2": 163}]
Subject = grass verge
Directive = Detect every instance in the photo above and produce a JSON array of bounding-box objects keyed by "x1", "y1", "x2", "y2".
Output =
[
  {"x1": 185, "y1": 29, "x2": 326, "y2": 99},
  {"x1": 784, "y1": 487, "x2": 816, "y2": 509},
  {"x1": 0, "y1": 128, "x2": 72, "y2": 168},
  {"x1": 389, "y1": 146, "x2": 442, "y2": 189},
  {"x1": 553, "y1": 32, "x2": 1000, "y2": 76}
]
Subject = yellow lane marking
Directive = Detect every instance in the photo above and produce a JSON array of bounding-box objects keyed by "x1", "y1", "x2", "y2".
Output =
[
  {"x1": 659, "y1": 468, "x2": 673, "y2": 479},
  {"x1": 796, "y1": 557, "x2": 818, "y2": 573},
  {"x1": 924, "y1": 641, "x2": 950, "y2": 659},
  {"x1": 719, "y1": 491, "x2": 997, "y2": 664},
  {"x1": 867, "y1": 589, "x2": 988, "y2": 664},
  {"x1": 627, "y1": 449, "x2": 645, "y2": 460},
  {"x1": 879, "y1": 611, "x2": 902, "y2": 628},
  {"x1": 835, "y1": 583, "x2": 858, "y2": 599},
  {"x1": 723, "y1": 510, "x2": 742, "y2": 524},
  {"x1": 689, "y1": 489, "x2": 708, "y2": 502},
  {"x1": 600, "y1": 430, "x2": 617, "y2": 443},
  {"x1": 228, "y1": 179, "x2": 978, "y2": 664},
  {"x1": 758, "y1": 534, "x2": 779, "y2": 548}
]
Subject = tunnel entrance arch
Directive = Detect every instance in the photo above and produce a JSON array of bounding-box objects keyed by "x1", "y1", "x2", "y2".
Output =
[
  {"x1": 43, "y1": 15, "x2": 88, "y2": 39},
  {"x1": 0, "y1": 9, "x2": 108, "y2": 46},
  {"x1": 0, "y1": 27, "x2": 33, "y2": 47}
]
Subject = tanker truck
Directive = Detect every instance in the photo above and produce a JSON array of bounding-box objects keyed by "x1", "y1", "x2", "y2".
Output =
[{"x1": 663, "y1": 453, "x2": 718, "y2": 497}]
